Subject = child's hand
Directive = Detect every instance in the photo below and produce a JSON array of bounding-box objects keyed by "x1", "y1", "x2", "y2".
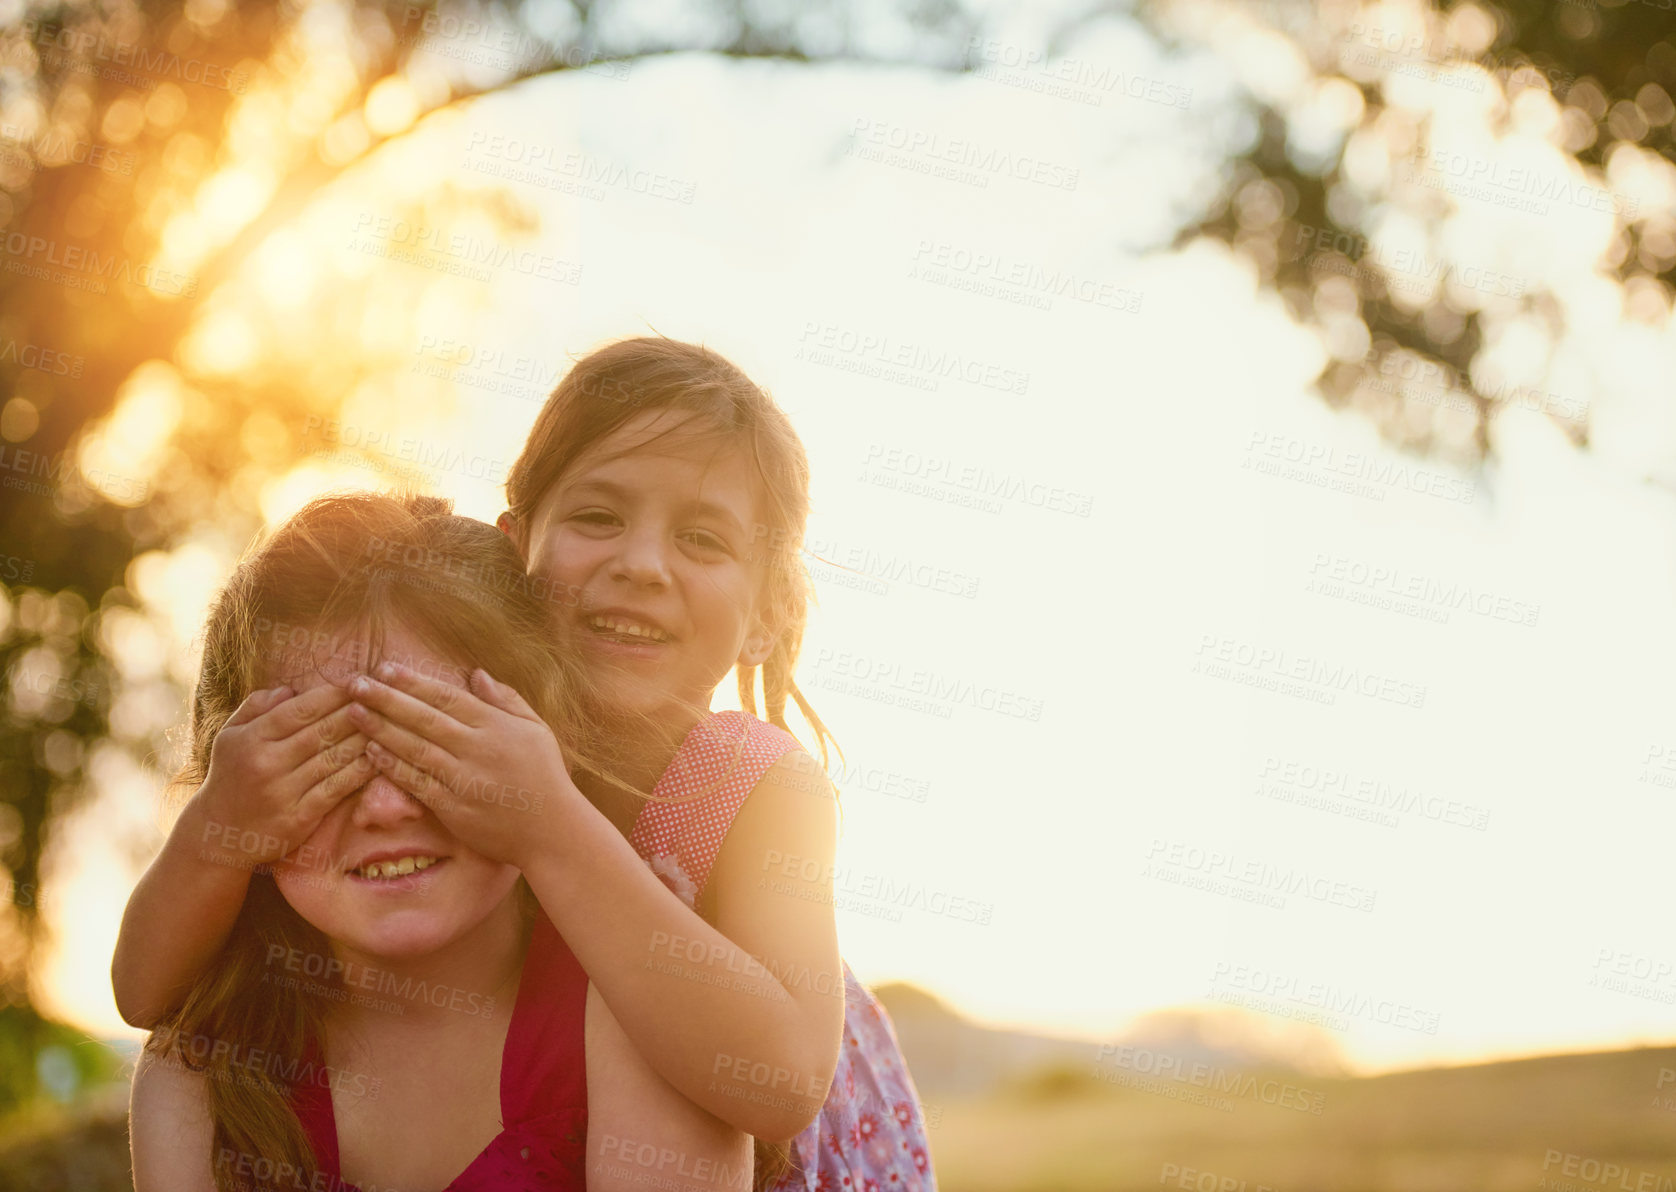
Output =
[
  {"x1": 345, "y1": 662, "x2": 576, "y2": 870},
  {"x1": 193, "y1": 684, "x2": 376, "y2": 868}
]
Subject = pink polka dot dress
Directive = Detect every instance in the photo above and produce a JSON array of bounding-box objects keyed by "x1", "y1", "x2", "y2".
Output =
[{"x1": 630, "y1": 711, "x2": 938, "y2": 1192}]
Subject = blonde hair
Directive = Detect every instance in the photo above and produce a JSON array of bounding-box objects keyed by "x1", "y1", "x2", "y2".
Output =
[
  {"x1": 503, "y1": 336, "x2": 838, "y2": 769},
  {"x1": 148, "y1": 491, "x2": 600, "y2": 1191}
]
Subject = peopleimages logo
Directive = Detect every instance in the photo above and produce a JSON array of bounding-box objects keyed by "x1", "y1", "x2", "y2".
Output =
[
  {"x1": 263, "y1": 944, "x2": 497, "y2": 1018},
  {"x1": 1207, "y1": 961, "x2": 1442, "y2": 1035},
  {"x1": 1539, "y1": 1150, "x2": 1674, "y2": 1192},
  {"x1": 1194, "y1": 634, "x2": 1428, "y2": 711},
  {"x1": 1405, "y1": 148, "x2": 1640, "y2": 220},
  {"x1": 0, "y1": 230, "x2": 196, "y2": 296},
  {"x1": 847, "y1": 118, "x2": 1081, "y2": 191},
  {"x1": 796, "y1": 321, "x2": 1031, "y2": 397},
  {"x1": 161, "y1": 1032, "x2": 381, "y2": 1099},
  {"x1": 861, "y1": 443, "x2": 1094, "y2": 517},
  {"x1": 1142, "y1": 837, "x2": 1378, "y2": 913},
  {"x1": 18, "y1": 21, "x2": 248, "y2": 92},
  {"x1": 1091, "y1": 1042, "x2": 1325, "y2": 1115},
  {"x1": 347, "y1": 213, "x2": 582, "y2": 286},
  {"x1": 810, "y1": 647, "x2": 1044, "y2": 722},
  {"x1": 964, "y1": 37, "x2": 1193, "y2": 109},
  {"x1": 1244, "y1": 430, "x2": 1476, "y2": 505}
]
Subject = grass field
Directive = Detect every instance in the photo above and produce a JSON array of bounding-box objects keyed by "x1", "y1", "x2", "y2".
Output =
[
  {"x1": 928, "y1": 1047, "x2": 1676, "y2": 1192},
  {"x1": 4, "y1": 1046, "x2": 1674, "y2": 1191}
]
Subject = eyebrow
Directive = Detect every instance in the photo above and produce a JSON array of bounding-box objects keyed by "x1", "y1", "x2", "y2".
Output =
[{"x1": 565, "y1": 480, "x2": 749, "y2": 536}]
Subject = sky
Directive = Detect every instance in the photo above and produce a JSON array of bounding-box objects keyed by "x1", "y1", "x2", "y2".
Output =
[{"x1": 38, "y1": 6, "x2": 1676, "y2": 1077}]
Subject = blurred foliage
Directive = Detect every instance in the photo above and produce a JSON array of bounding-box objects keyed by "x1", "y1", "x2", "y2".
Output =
[
  {"x1": 0, "y1": 1083, "x2": 130, "y2": 1192},
  {"x1": 0, "y1": 1002, "x2": 125, "y2": 1117},
  {"x1": 0, "y1": 0, "x2": 979, "y2": 1103},
  {"x1": 1002, "y1": 1060, "x2": 1106, "y2": 1103},
  {"x1": 0, "y1": 0, "x2": 1667, "y2": 1130},
  {"x1": 1146, "y1": 0, "x2": 1676, "y2": 465}
]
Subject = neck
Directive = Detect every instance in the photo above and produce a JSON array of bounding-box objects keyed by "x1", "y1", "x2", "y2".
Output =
[
  {"x1": 580, "y1": 701, "x2": 708, "y2": 802},
  {"x1": 323, "y1": 895, "x2": 528, "y2": 1030}
]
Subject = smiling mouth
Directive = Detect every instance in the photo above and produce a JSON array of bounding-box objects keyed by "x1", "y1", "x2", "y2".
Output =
[
  {"x1": 586, "y1": 616, "x2": 671, "y2": 644},
  {"x1": 351, "y1": 855, "x2": 442, "y2": 880}
]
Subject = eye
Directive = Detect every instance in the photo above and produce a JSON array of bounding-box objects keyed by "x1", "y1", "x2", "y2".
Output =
[
  {"x1": 681, "y1": 528, "x2": 732, "y2": 554},
  {"x1": 569, "y1": 509, "x2": 619, "y2": 528}
]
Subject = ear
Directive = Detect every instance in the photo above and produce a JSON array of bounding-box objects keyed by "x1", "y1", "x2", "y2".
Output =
[
  {"x1": 738, "y1": 607, "x2": 777, "y2": 669},
  {"x1": 496, "y1": 511, "x2": 527, "y2": 559}
]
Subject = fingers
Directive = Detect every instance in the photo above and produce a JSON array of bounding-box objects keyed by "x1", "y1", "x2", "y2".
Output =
[
  {"x1": 293, "y1": 742, "x2": 378, "y2": 822},
  {"x1": 225, "y1": 686, "x2": 294, "y2": 728},
  {"x1": 278, "y1": 701, "x2": 361, "y2": 768},
  {"x1": 347, "y1": 699, "x2": 461, "y2": 789},
  {"x1": 348, "y1": 673, "x2": 472, "y2": 754},
  {"x1": 469, "y1": 669, "x2": 540, "y2": 721},
  {"x1": 257, "y1": 683, "x2": 354, "y2": 741},
  {"x1": 371, "y1": 661, "x2": 487, "y2": 729},
  {"x1": 291, "y1": 726, "x2": 370, "y2": 789},
  {"x1": 366, "y1": 741, "x2": 453, "y2": 812}
]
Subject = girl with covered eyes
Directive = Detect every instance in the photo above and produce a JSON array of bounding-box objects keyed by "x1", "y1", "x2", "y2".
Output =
[
  {"x1": 126, "y1": 492, "x2": 746, "y2": 1192},
  {"x1": 118, "y1": 339, "x2": 938, "y2": 1192}
]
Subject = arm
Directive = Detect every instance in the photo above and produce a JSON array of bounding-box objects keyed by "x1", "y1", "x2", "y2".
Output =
[
  {"x1": 112, "y1": 799, "x2": 253, "y2": 1028},
  {"x1": 129, "y1": 1046, "x2": 218, "y2": 1192},
  {"x1": 351, "y1": 666, "x2": 844, "y2": 1140},
  {"x1": 112, "y1": 684, "x2": 374, "y2": 1028},
  {"x1": 526, "y1": 750, "x2": 844, "y2": 1142},
  {"x1": 585, "y1": 982, "x2": 753, "y2": 1192}
]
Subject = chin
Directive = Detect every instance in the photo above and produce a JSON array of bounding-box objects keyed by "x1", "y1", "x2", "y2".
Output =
[
  {"x1": 275, "y1": 867, "x2": 521, "y2": 962},
  {"x1": 329, "y1": 909, "x2": 474, "y2": 961},
  {"x1": 588, "y1": 668, "x2": 676, "y2": 719}
]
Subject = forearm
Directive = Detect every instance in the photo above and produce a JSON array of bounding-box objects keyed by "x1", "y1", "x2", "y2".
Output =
[
  {"x1": 112, "y1": 800, "x2": 253, "y2": 1028},
  {"x1": 524, "y1": 804, "x2": 837, "y2": 1139}
]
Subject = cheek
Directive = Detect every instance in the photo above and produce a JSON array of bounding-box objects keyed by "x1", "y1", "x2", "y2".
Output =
[
  {"x1": 691, "y1": 580, "x2": 756, "y2": 636},
  {"x1": 269, "y1": 801, "x2": 386, "y2": 938},
  {"x1": 273, "y1": 864, "x2": 336, "y2": 929},
  {"x1": 531, "y1": 530, "x2": 589, "y2": 584},
  {"x1": 272, "y1": 823, "x2": 343, "y2": 911},
  {"x1": 425, "y1": 852, "x2": 521, "y2": 917},
  {"x1": 469, "y1": 861, "x2": 522, "y2": 907}
]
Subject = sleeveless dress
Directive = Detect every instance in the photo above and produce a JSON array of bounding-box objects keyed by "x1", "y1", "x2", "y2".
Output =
[
  {"x1": 289, "y1": 911, "x2": 589, "y2": 1191},
  {"x1": 631, "y1": 710, "x2": 937, "y2": 1192}
]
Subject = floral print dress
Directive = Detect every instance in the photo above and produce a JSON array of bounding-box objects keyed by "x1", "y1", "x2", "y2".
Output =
[{"x1": 630, "y1": 711, "x2": 938, "y2": 1192}]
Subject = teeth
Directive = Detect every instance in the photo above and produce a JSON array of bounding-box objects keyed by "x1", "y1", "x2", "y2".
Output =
[
  {"x1": 588, "y1": 616, "x2": 669, "y2": 642},
  {"x1": 354, "y1": 855, "x2": 439, "y2": 879}
]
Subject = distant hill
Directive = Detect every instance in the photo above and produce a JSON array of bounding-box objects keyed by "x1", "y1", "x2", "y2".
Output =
[
  {"x1": 872, "y1": 982, "x2": 1344, "y2": 1097},
  {"x1": 931, "y1": 1039, "x2": 1676, "y2": 1192}
]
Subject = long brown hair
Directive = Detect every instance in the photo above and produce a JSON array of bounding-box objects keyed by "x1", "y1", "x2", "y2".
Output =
[
  {"x1": 503, "y1": 336, "x2": 839, "y2": 769},
  {"x1": 147, "y1": 491, "x2": 602, "y2": 1192}
]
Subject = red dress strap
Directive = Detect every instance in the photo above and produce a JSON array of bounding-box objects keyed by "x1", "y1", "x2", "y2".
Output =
[
  {"x1": 629, "y1": 711, "x2": 803, "y2": 906},
  {"x1": 288, "y1": 910, "x2": 589, "y2": 1191},
  {"x1": 290, "y1": 1051, "x2": 340, "y2": 1178}
]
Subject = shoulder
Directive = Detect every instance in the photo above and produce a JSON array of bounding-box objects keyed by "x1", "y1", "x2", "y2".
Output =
[
  {"x1": 667, "y1": 716, "x2": 837, "y2": 912},
  {"x1": 707, "y1": 712, "x2": 816, "y2": 785},
  {"x1": 753, "y1": 746, "x2": 837, "y2": 811},
  {"x1": 130, "y1": 1043, "x2": 218, "y2": 1192},
  {"x1": 714, "y1": 742, "x2": 838, "y2": 878}
]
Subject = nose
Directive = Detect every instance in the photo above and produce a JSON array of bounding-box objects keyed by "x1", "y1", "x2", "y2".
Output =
[
  {"x1": 349, "y1": 774, "x2": 425, "y2": 829},
  {"x1": 611, "y1": 525, "x2": 673, "y2": 589}
]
